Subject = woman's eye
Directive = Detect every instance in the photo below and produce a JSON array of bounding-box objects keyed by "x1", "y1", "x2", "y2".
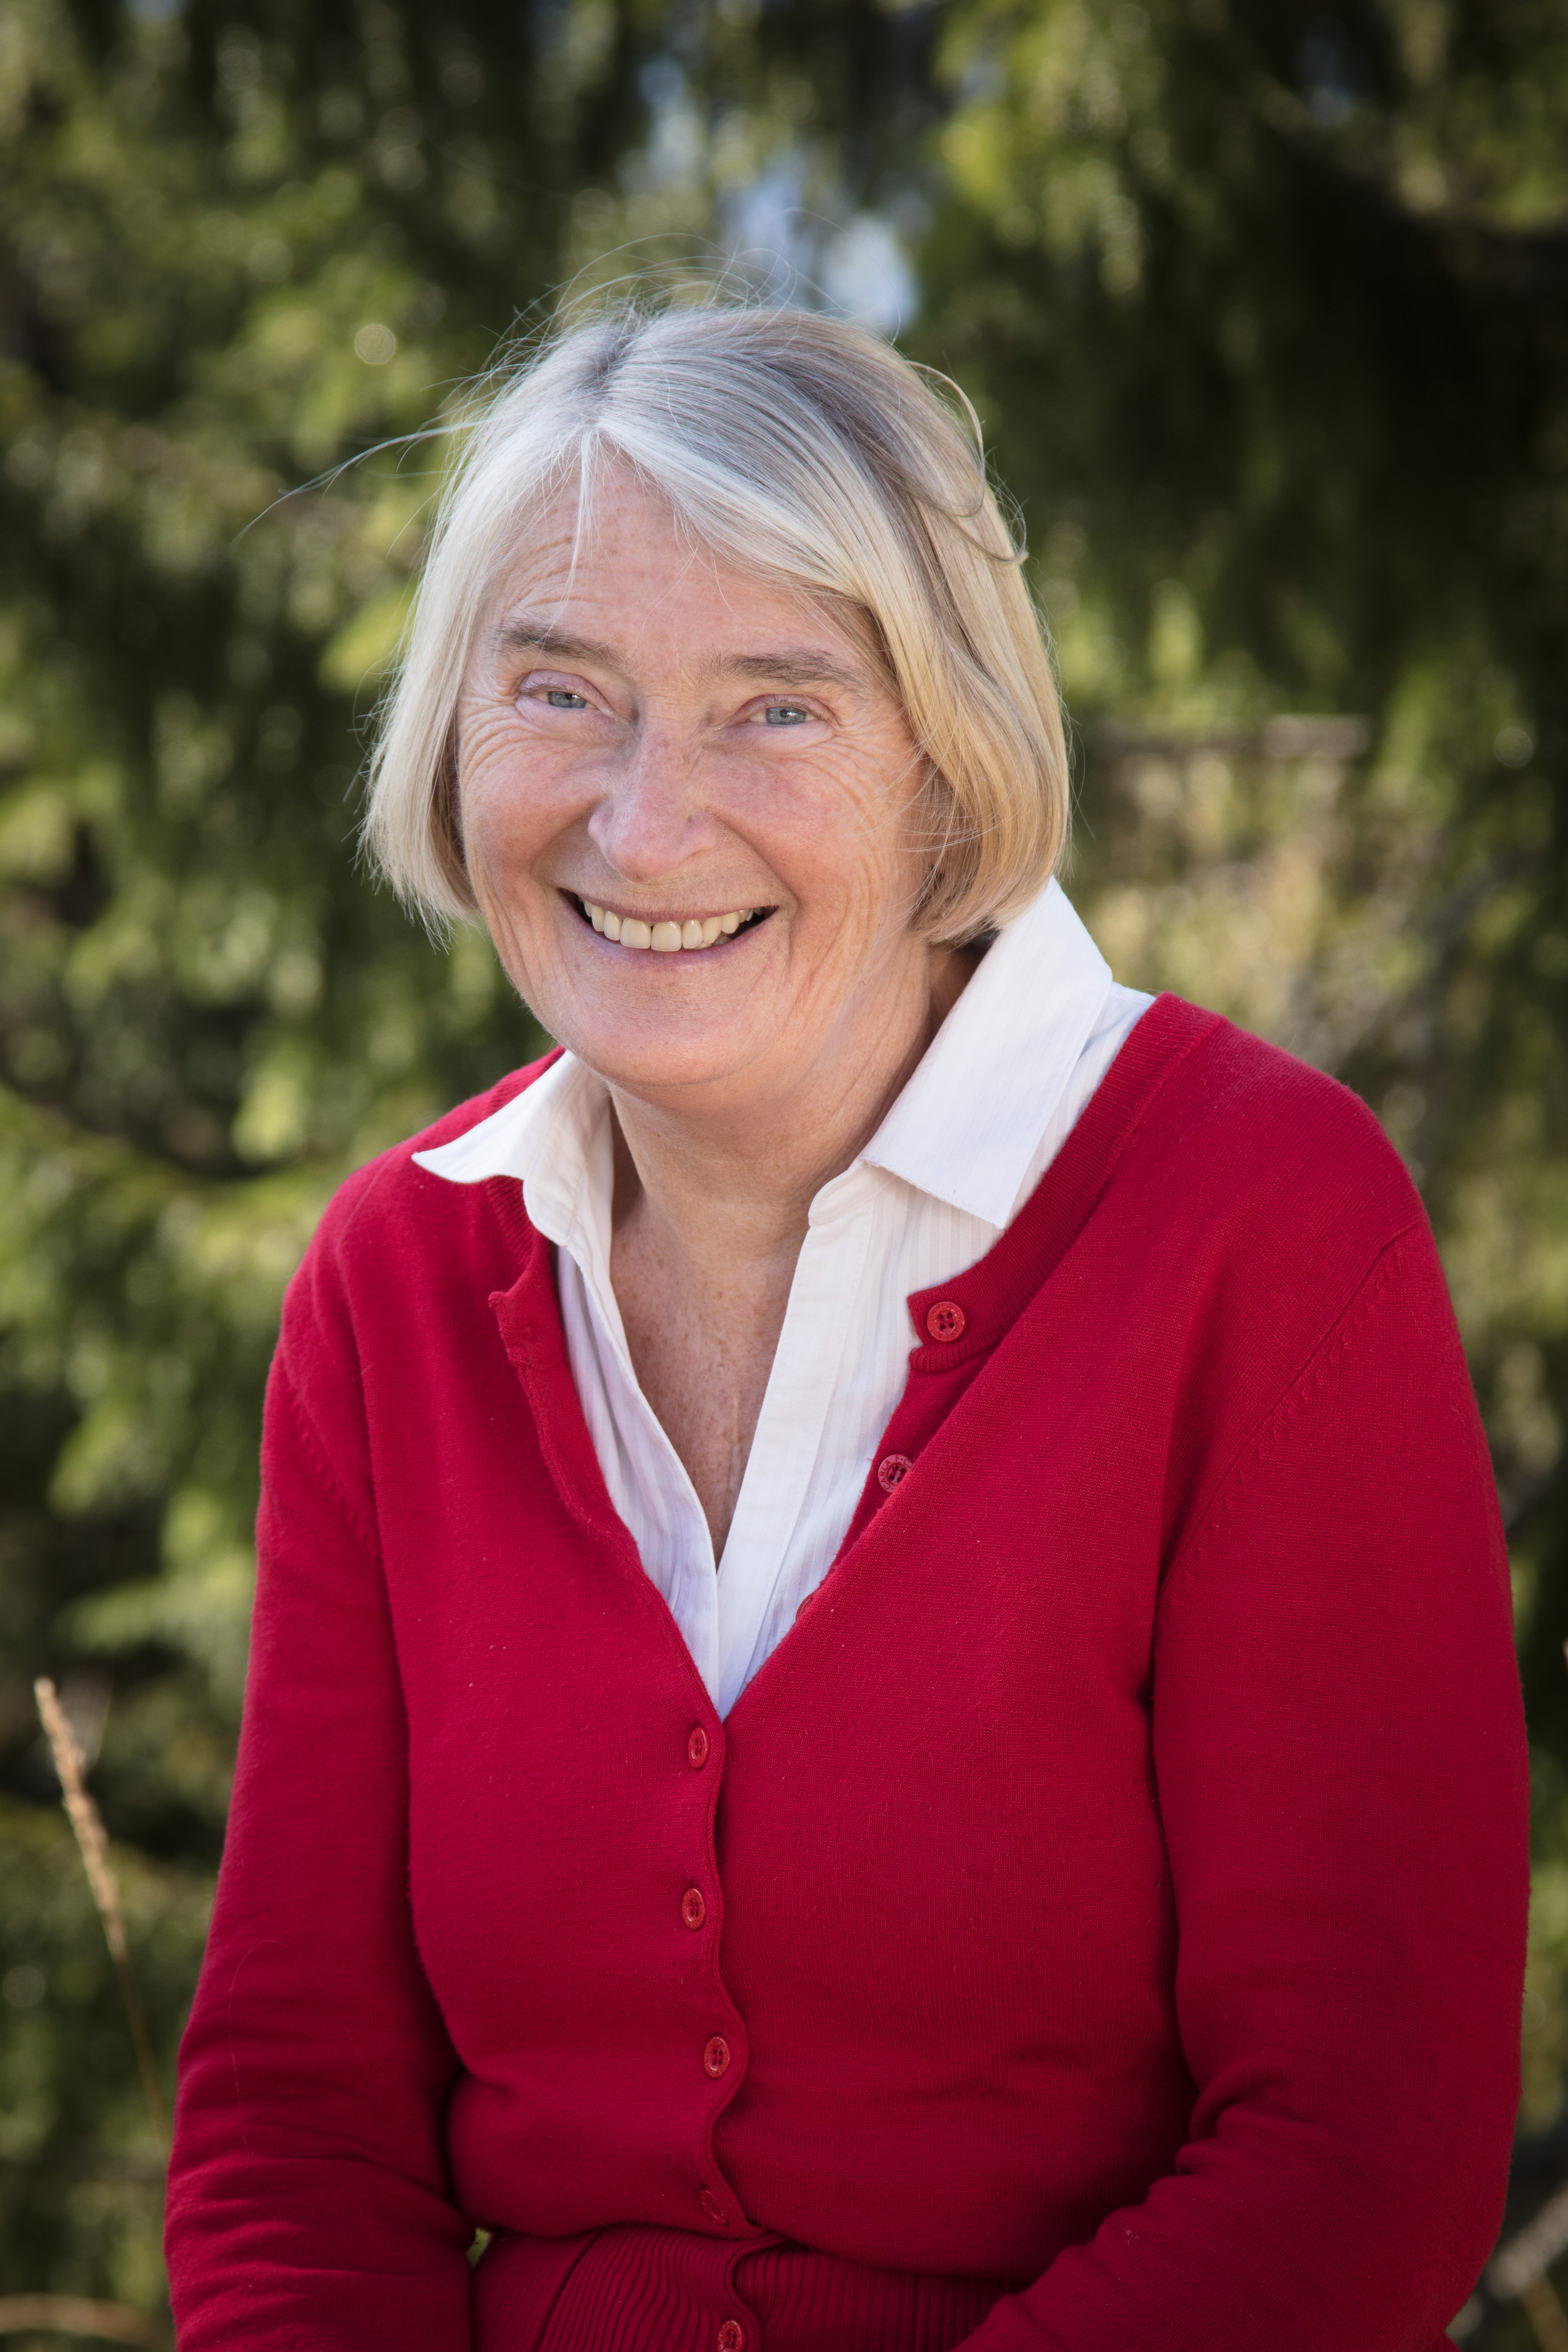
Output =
[
  {"x1": 762, "y1": 703, "x2": 811, "y2": 726},
  {"x1": 543, "y1": 689, "x2": 589, "y2": 709}
]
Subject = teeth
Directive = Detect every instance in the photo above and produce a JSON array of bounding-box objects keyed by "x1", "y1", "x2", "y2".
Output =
[{"x1": 581, "y1": 901, "x2": 756, "y2": 954}]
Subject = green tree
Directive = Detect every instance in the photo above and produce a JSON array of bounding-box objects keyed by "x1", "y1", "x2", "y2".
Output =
[
  {"x1": 914, "y1": 1, "x2": 1567, "y2": 2325},
  {"x1": 0, "y1": 0, "x2": 946, "y2": 2319},
  {"x1": 3, "y1": 0, "x2": 1564, "y2": 2336}
]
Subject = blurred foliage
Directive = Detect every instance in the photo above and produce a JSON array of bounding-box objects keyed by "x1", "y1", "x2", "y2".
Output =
[{"x1": 0, "y1": 0, "x2": 1564, "y2": 2341}]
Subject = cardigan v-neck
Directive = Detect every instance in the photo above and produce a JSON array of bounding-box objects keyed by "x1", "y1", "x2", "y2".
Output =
[
  {"x1": 414, "y1": 880, "x2": 1151, "y2": 1715},
  {"x1": 167, "y1": 995, "x2": 1527, "y2": 2352},
  {"x1": 483, "y1": 988, "x2": 1206, "y2": 1636}
]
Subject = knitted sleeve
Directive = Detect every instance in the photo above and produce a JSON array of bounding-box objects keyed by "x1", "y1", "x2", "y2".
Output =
[
  {"x1": 163, "y1": 1217, "x2": 473, "y2": 2350},
  {"x1": 968, "y1": 1218, "x2": 1528, "y2": 2352}
]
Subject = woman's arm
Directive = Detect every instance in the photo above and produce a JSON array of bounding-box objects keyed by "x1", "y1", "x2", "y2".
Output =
[
  {"x1": 165, "y1": 1243, "x2": 473, "y2": 2349},
  {"x1": 968, "y1": 1220, "x2": 1529, "y2": 2352}
]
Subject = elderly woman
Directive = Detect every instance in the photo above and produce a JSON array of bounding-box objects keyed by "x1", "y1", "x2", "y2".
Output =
[{"x1": 165, "y1": 304, "x2": 1526, "y2": 2352}]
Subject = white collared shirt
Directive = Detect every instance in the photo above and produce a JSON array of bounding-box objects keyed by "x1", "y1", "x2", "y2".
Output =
[{"x1": 415, "y1": 880, "x2": 1150, "y2": 1715}]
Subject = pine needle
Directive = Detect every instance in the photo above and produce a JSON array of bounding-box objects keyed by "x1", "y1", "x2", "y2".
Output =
[{"x1": 33, "y1": 1679, "x2": 169, "y2": 2155}]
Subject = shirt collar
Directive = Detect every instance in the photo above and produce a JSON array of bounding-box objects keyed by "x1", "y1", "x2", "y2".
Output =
[
  {"x1": 858, "y1": 877, "x2": 1112, "y2": 1227},
  {"x1": 413, "y1": 877, "x2": 1111, "y2": 1235},
  {"x1": 412, "y1": 1048, "x2": 613, "y2": 1268}
]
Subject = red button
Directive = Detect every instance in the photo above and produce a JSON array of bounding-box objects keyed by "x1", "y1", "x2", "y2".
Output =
[
  {"x1": 925, "y1": 1299, "x2": 966, "y2": 1342},
  {"x1": 700, "y1": 2186, "x2": 728, "y2": 2226},
  {"x1": 718, "y1": 2326, "x2": 746, "y2": 2352},
  {"x1": 794, "y1": 1586, "x2": 817, "y2": 1622},
  {"x1": 682, "y1": 1886, "x2": 707, "y2": 1930},
  {"x1": 687, "y1": 1725, "x2": 710, "y2": 1769},
  {"x1": 703, "y1": 2035, "x2": 732, "y2": 2077},
  {"x1": 877, "y1": 1453, "x2": 912, "y2": 1493}
]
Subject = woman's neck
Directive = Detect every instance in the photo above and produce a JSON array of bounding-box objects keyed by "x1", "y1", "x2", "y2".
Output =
[
  {"x1": 607, "y1": 938, "x2": 977, "y2": 1265},
  {"x1": 602, "y1": 939, "x2": 979, "y2": 1558}
]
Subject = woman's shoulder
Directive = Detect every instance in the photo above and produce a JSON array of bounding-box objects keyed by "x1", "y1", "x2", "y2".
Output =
[
  {"x1": 1092, "y1": 1001, "x2": 1442, "y2": 1421},
  {"x1": 1127, "y1": 995, "x2": 1420, "y2": 1239},
  {"x1": 293, "y1": 1047, "x2": 562, "y2": 1296}
]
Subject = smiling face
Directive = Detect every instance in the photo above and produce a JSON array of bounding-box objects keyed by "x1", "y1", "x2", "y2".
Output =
[{"x1": 455, "y1": 464, "x2": 950, "y2": 1121}]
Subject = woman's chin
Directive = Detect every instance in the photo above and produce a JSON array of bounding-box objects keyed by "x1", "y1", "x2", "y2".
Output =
[
  {"x1": 527, "y1": 924, "x2": 798, "y2": 1099},
  {"x1": 565, "y1": 1023, "x2": 781, "y2": 1103}
]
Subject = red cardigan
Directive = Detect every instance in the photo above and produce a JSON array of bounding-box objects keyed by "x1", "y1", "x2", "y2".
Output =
[{"x1": 165, "y1": 996, "x2": 1528, "y2": 2352}]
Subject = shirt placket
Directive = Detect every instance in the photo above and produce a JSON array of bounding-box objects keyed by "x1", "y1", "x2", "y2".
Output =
[{"x1": 714, "y1": 1172, "x2": 877, "y2": 1714}]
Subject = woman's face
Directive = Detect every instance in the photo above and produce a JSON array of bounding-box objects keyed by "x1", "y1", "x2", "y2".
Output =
[{"x1": 456, "y1": 466, "x2": 940, "y2": 1112}]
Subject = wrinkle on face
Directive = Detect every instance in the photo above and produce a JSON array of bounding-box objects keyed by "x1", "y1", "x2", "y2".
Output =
[{"x1": 455, "y1": 464, "x2": 946, "y2": 1152}]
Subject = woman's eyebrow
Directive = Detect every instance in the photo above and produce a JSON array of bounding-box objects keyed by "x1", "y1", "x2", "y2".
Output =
[
  {"x1": 495, "y1": 620, "x2": 619, "y2": 667},
  {"x1": 708, "y1": 651, "x2": 864, "y2": 692},
  {"x1": 493, "y1": 619, "x2": 862, "y2": 696}
]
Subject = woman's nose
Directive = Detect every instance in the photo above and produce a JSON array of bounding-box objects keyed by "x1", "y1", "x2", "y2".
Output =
[{"x1": 586, "y1": 723, "x2": 711, "y2": 879}]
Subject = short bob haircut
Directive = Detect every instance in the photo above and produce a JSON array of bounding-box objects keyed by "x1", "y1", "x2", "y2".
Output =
[{"x1": 363, "y1": 301, "x2": 1070, "y2": 948}]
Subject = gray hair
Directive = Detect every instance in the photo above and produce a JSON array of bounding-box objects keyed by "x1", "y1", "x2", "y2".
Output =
[{"x1": 362, "y1": 301, "x2": 1070, "y2": 947}]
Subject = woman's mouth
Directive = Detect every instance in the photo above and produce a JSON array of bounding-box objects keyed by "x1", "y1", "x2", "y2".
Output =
[{"x1": 569, "y1": 895, "x2": 773, "y2": 954}]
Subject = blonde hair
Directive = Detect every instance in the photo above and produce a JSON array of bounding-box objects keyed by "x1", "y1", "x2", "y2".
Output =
[{"x1": 362, "y1": 301, "x2": 1069, "y2": 947}]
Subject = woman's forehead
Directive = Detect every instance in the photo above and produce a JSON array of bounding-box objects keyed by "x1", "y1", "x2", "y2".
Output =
[
  {"x1": 476, "y1": 483, "x2": 884, "y2": 685},
  {"x1": 485, "y1": 469, "x2": 751, "y2": 609}
]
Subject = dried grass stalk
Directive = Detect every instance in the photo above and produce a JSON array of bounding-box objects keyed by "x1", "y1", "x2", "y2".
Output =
[
  {"x1": 1524, "y1": 2275, "x2": 1568, "y2": 2352},
  {"x1": 0, "y1": 2291, "x2": 163, "y2": 2344},
  {"x1": 33, "y1": 1678, "x2": 168, "y2": 2154}
]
